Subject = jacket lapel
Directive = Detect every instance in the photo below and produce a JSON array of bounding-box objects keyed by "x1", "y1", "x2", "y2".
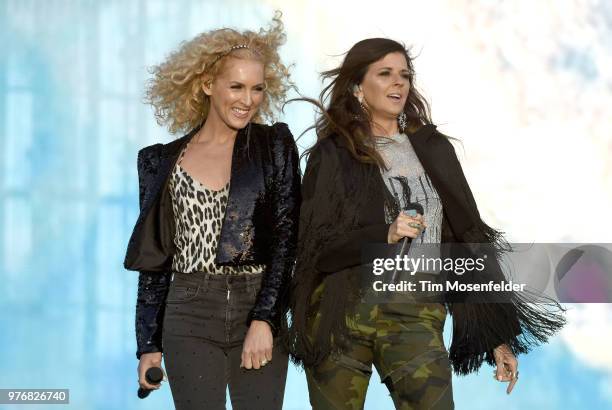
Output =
[
  {"x1": 217, "y1": 124, "x2": 260, "y2": 262},
  {"x1": 407, "y1": 125, "x2": 476, "y2": 242},
  {"x1": 139, "y1": 129, "x2": 195, "y2": 217}
]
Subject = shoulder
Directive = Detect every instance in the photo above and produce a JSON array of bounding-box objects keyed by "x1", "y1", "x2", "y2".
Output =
[
  {"x1": 136, "y1": 143, "x2": 163, "y2": 175},
  {"x1": 253, "y1": 122, "x2": 298, "y2": 154},
  {"x1": 137, "y1": 142, "x2": 163, "y2": 159},
  {"x1": 312, "y1": 133, "x2": 343, "y2": 155},
  {"x1": 269, "y1": 121, "x2": 295, "y2": 143},
  {"x1": 304, "y1": 135, "x2": 342, "y2": 171},
  {"x1": 426, "y1": 126, "x2": 461, "y2": 158},
  {"x1": 138, "y1": 132, "x2": 190, "y2": 160},
  {"x1": 247, "y1": 121, "x2": 291, "y2": 137},
  {"x1": 430, "y1": 127, "x2": 453, "y2": 145},
  {"x1": 136, "y1": 133, "x2": 189, "y2": 172},
  {"x1": 424, "y1": 128, "x2": 469, "y2": 174}
]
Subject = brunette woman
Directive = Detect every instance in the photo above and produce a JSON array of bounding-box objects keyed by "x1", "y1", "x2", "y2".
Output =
[{"x1": 286, "y1": 38, "x2": 565, "y2": 409}]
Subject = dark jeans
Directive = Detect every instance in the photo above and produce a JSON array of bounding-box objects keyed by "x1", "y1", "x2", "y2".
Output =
[{"x1": 162, "y1": 271, "x2": 288, "y2": 410}]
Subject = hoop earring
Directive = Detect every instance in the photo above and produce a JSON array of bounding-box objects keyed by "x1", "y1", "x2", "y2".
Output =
[{"x1": 398, "y1": 111, "x2": 407, "y2": 133}]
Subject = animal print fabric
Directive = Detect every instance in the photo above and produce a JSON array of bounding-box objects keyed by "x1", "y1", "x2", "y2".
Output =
[{"x1": 169, "y1": 146, "x2": 266, "y2": 275}]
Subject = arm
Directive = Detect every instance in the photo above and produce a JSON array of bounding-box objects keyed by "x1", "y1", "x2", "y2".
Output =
[
  {"x1": 135, "y1": 270, "x2": 171, "y2": 359},
  {"x1": 438, "y1": 134, "x2": 565, "y2": 375},
  {"x1": 133, "y1": 146, "x2": 171, "y2": 359},
  {"x1": 308, "y1": 143, "x2": 389, "y2": 274},
  {"x1": 246, "y1": 123, "x2": 301, "y2": 333},
  {"x1": 316, "y1": 224, "x2": 390, "y2": 273}
]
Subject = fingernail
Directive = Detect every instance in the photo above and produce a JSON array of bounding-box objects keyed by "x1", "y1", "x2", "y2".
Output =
[{"x1": 498, "y1": 376, "x2": 502, "y2": 381}]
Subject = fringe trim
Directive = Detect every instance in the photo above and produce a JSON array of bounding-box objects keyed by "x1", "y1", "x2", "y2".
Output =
[{"x1": 448, "y1": 291, "x2": 567, "y2": 375}]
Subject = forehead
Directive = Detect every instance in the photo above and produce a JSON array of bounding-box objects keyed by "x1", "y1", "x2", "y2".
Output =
[
  {"x1": 369, "y1": 52, "x2": 408, "y2": 70},
  {"x1": 217, "y1": 56, "x2": 264, "y2": 82}
]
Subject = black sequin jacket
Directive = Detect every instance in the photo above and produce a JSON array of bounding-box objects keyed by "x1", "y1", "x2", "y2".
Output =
[{"x1": 124, "y1": 122, "x2": 301, "y2": 359}]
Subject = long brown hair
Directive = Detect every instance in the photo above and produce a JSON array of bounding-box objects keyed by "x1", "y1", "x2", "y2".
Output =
[{"x1": 296, "y1": 38, "x2": 433, "y2": 167}]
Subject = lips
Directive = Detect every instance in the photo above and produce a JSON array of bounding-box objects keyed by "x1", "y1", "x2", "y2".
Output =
[
  {"x1": 387, "y1": 93, "x2": 402, "y2": 101},
  {"x1": 231, "y1": 107, "x2": 250, "y2": 118}
]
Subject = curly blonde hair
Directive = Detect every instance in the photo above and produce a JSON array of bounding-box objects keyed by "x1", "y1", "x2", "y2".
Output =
[{"x1": 144, "y1": 11, "x2": 293, "y2": 134}]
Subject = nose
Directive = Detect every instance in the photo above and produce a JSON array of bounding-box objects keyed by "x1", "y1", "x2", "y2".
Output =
[
  {"x1": 392, "y1": 74, "x2": 405, "y2": 87},
  {"x1": 241, "y1": 90, "x2": 253, "y2": 106}
]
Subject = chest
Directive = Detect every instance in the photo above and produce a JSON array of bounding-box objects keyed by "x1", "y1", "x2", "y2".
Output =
[{"x1": 178, "y1": 141, "x2": 234, "y2": 191}]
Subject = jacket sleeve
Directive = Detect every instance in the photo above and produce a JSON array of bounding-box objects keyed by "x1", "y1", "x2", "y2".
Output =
[
  {"x1": 316, "y1": 224, "x2": 390, "y2": 273},
  {"x1": 133, "y1": 146, "x2": 171, "y2": 359},
  {"x1": 311, "y1": 143, "x2": 390, "y2": 274},
  {"x1": 439, "y1": 136, "x2": 566, "y2": 375},
  {"x1": 246, "y1": 123, "x2": 301, "y2": 333},
  {"x1": 135, "y1": 270, "x2": 171, "y2": 359}
]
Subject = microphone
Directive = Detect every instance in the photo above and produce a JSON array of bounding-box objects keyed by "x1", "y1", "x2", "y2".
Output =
[
  {"x1": 391, "y1": 203, "x2": 424, "y2": 283},
  {"x1": 137, "y1": 367, "x2": 164, "y2": 399}
]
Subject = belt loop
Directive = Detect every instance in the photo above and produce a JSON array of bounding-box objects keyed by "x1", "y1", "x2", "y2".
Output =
[{"x1": 202, "y1": 272, "x2": 209, "y2": 292}]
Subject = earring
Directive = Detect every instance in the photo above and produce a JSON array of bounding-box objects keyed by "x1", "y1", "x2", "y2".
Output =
[
  {"x1": 352, "y1": 84, "x2": 368, "y2": 113},
  {"x1": 358, "y1": 95, "x2": 368, "y2": 112},
  {"x1": 352, "y1": 93, "x2": 367, "y2": 120},
  {"x1": 398, "y1": 111, "x2": 407, "y2": 132}
]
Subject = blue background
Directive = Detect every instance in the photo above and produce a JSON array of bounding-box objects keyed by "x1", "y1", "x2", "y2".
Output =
[{"x1": 1, "y1": 1, "x2": 611, "y2": 409}]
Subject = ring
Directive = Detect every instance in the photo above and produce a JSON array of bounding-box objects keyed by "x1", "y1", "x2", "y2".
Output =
[{"x1": 408, "y1": 222, "x2": 422, "y2": 229}]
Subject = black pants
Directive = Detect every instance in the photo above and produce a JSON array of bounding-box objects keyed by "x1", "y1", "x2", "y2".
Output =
[{"x1": 162, "y1": 271, "x2": 288, "y2": 410}]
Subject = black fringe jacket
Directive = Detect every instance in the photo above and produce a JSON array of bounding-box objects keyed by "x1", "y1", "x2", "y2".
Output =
[{"x1": 285, "y1": 124, "x2": 566, "y2": 375}]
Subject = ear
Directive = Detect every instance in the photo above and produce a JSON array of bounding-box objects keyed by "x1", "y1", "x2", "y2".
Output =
[
  {"x1": 352, "y1": 84, "x2": 362, "y2": 99},
  {"x1": 202, "y1": 76, "x2": 214, "y2": 96}
]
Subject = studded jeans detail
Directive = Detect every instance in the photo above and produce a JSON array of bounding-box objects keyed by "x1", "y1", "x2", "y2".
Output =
[{"x1": 162, "y1": 271, "x2": 288, "y2": 410}]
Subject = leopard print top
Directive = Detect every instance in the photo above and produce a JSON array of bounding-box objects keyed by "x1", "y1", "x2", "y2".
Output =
[{"x1": 169, "y1": 146, "x2": 266, "y2": 275}]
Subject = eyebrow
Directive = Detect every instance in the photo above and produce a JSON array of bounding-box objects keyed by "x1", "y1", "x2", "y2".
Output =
[
  {"x1": 229, "y1": 81, "x2": 265, "y2": 87},
  {"x1": 377, "y1": 67, "x2": 410, "y2": 72}
]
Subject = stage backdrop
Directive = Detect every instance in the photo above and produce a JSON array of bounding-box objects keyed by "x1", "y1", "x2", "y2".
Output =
[{"x1": 1, "y1": 1, "x2": 611, "y2": 409}]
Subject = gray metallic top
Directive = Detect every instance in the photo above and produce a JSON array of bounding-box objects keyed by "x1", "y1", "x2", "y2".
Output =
[{"x1": 375, "y1": 132, "x2": 443, "y2": 244}]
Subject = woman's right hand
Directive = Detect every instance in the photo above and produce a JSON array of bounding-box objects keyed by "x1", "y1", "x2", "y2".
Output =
[
  {"x1": 138, "y1": 352, "x2": 165, "y2": 390},
  {"x1": 387, "y1": 211, "x2": 426, "y2": 244}
]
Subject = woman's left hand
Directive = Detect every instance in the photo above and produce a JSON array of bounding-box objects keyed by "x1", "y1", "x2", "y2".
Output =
[
  {"x1": 493, "y1": 343, "x2": 519, "y2": 394},
  {"x1": 240, "y1": 320, "x2": 273, "y2": 370}
]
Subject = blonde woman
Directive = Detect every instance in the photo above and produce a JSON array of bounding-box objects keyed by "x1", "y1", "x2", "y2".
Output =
[{"x1": 124, "y1": 12, "x2": 300, "y2": 410}]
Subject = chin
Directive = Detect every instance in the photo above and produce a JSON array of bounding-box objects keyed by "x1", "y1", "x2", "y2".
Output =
[
  {"x1": 379, "y1": 105, "x2": 402, "y2": 118},
  {"x1": 225, "y1": 116, "x2": 251, "y2": 131},
  {"x1": 388, "y1": 106, "x2": 404, "y2": 116}
]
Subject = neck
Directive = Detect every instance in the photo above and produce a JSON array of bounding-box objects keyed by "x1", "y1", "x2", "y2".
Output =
[
  {"x1": 370, "y1": 114, "x2": 399, "y2": 137},
  {"x1": 194, "y1": 110, "x2": 239, "y2": 144}
]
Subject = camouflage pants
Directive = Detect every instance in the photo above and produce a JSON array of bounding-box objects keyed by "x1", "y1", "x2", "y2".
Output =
[{"x1": 305, "y1": 282, "x2": 454, "y2": 410}]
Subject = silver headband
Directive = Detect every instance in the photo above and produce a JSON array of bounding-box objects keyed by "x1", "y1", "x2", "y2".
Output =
[
  {"x1": 210, "y1": 44, "x2": 252, "y2": 67},
  {"x1": 229, "y1": 44, "x2": 250, "y2": 52}
]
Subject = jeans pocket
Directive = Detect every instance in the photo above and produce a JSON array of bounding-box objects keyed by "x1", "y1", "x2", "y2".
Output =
[{"x1": 166, "y1": 282, "x2": 200, "y2": 304}]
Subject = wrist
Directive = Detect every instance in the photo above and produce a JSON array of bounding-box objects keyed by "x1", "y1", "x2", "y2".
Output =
[{"x1": 251, "y1": 319, "x2": 272, "y2": 331}]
